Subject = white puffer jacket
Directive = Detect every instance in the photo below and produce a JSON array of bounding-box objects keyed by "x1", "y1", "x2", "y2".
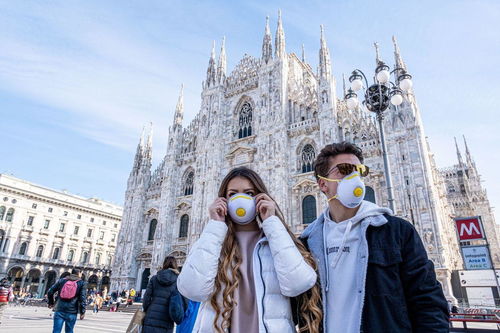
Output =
[{"x1": 178, "y1": 216, "x2": 317, "y2": 333}]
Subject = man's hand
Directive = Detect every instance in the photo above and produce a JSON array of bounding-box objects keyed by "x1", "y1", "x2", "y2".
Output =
[
  {"x1": 80, "y1": 314, "x2": 85, "y2": 320},
  {"x1": 48, "y1": 304, "x2": 53, "y2": 309}
]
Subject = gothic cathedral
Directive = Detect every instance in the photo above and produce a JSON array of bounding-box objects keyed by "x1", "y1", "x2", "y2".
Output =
[{"x1": 111, "y1": 13, "x2": 499, "y2": 302}]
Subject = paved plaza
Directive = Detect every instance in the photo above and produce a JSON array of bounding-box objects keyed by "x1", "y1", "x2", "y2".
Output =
[
  {"x1": 2, "y1": 304, "x2": 500, "y2": 332},
  {"x1": 0, "y1": 305, "x2": 133, "y2": 332}
]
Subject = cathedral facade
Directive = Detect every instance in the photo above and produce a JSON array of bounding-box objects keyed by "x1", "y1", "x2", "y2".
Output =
[{"x1": 111, "y1": 13, "x2": 499, "y2": 302}]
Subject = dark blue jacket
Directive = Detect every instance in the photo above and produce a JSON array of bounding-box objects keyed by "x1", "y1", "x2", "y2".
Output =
[
  {"x1": 143, "y1": 269, "x2": 184, "y2": 333},
  {"x1": 47, "y1": 275, "x2": 87, "y2": 315},
  {"x1": 301, "y1": 212, "x2": 449, "y2": 332}
]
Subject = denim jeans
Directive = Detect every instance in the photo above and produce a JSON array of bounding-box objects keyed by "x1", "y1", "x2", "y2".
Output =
[{"x1": 53, "y1": 311, "x2": 77, "y2": 333}]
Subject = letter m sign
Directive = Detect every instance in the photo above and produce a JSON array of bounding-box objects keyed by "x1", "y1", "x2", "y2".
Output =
[{"x1": 455, "y1": 216, "x2": 485, "y2": 241}]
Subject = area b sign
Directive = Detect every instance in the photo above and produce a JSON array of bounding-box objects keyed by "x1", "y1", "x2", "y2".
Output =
[{"x1": 455, "y1": 216, "x2": 485, "y2": 241}]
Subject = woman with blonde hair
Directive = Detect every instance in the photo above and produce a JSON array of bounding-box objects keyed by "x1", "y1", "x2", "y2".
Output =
[{"x1": 178, "y1": 166, "x2": 322, "y2": 333}]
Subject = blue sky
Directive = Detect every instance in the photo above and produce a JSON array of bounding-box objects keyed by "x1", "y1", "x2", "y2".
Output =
[{"x1": 0, "y1": 0, "x2": 499, "y2": 221}]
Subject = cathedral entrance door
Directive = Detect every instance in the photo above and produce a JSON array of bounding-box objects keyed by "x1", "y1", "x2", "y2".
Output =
[{"x1": 140, "y1": 268, "x2": 150, "y2": 291}]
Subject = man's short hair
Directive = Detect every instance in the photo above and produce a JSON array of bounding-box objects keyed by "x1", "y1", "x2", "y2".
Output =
[
  {"x1": 314, "y1": 141, "x2": 364, "y2": 180},
  {"x1": 71, "y1": 268, "x2": 81, "y2": 275}
]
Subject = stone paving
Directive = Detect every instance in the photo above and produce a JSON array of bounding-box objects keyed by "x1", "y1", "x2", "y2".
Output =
[
  {"x1": 0, "y1": 305, "x2": 133, "y2": 332},
  {"x1": 1, "y1": 304, "x2": 499, "y2": 332}
]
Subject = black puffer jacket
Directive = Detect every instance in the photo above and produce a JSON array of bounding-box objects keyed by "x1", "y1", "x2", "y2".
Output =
[
  {"x1": 142, "y1": 269, "x2": 183, "y2": 333},
  {"x1": 47, "y1": 274, "x2": 87, "y2": 314}
]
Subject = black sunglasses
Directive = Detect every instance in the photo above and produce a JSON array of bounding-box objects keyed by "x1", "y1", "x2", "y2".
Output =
[{"x1": 327, "y1": 163, "x2": 370, "y2": 177}]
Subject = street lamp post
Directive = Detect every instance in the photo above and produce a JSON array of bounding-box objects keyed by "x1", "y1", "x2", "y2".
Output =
[{"x1": 345, "y1": 48, "x2": 413, "y2": 213}]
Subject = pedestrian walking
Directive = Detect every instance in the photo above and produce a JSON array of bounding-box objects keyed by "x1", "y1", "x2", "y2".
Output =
[
  {"x1": 93, "y1": 294, "x2": 103, "y2": 314},
  {"x1": 142, "y1": 256, "x2": 186, "y2": 333},
  {"x1": 0, "y1": 278, "x2": 13, "y2": 325},
  {"x1": 47, "y1": 268, "x2": 87, "y2": 333},
  {"x1": 115, "y1": 295, "x2": 122, "y2": 312}
]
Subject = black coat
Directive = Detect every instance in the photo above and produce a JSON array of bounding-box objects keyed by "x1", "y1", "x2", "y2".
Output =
[
  {"x1": 360, "y1": 215, "x2": 449, "y2": 332},
  {"x1": 47, "y1": 275, "x2": 87, "y2": 314},
  {"x1": 142, "y1": 269, "x2": 180, "y2": 333}
]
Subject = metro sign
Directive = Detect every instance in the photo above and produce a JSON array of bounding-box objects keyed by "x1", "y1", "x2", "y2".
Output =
[{"x1": 455, "y1": 216, "x2": 485, "y2": 241}]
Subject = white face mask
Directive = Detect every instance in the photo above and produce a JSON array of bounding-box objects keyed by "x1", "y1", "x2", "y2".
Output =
[
  {"x1": 227, "y1": 193, "x2": 257, "y2": 224},
  {"x1": 318, "y1": 171, "x2": 365, "y2": 208}
]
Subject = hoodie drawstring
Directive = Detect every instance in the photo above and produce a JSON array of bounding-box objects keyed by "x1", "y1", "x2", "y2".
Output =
[
  {"x1": 323, "y1": 221, "x2": 330, "y2": 292},
  {"x1": 330, "y1": 220, "x2": 353, "y2": 269}
]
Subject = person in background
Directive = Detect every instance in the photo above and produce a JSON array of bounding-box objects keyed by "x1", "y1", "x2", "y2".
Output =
[
  {"x1": 93, "y1": 294, "x2": 103, "y2": 314},
  {"x1": 47, "y1": 268, "x2": 87, "y2": 333},
  {"x1": 115, "y1": 295, "x2": 122, "y2": 312},
  {"x1": 142, "y1": 256, "x2": 185, "y2": 333},
  {"x1": 0, "y1": 278, "x2": 13, "y2": 325}
]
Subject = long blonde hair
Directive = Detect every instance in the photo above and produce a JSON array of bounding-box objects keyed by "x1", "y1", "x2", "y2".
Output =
[{"x1": 210, "y1": 167, "x2": 322, "y2": 333}]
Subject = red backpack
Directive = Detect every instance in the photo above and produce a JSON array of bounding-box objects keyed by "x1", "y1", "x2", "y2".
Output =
[
  {"x1": 0, "y1": 286, "x2": 9, "y2": 303},
  {"x1": 60, "y1": 279, "x2": 79, "y2": 300}
]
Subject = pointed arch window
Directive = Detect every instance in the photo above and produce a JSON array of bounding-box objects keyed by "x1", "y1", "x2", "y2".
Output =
[
  {"x1": 301, "y1": 144, "x2": 315, "y2": 173},
  {"x1": 302, "y1": 195, "x2": 317, "y2": 224},
  {"x1": 5, "y1": 208, "x2": 14, "y2": 222},
  {"x1": 148, "y1": 219, "x2": 157, "y2": 241},
  {"x1": 365, "y1": 186, "x2": 376, "y2": 204},
  {"x1": 0, "y1": 206, "x2": 5, "y2": 220},
  {"x1": 183, "y1": 171, "x2": 194, "y2": 196},
  {"x1": 36, "y1": 245, "x2": 44, "y2": 258},
  {"x1": 179, "y1": 214, "x2": 189, "y2": 238},
  {"x1": 19, "y1": 242, "x2": 28, "y2": 255},
  {"x1": 238, "y1": 102, "x2": 253, "y2": 139}
]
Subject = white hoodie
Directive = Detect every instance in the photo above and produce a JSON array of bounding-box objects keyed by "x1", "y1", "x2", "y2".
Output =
[{"x1": 323, "y1": 201, "x2": 391, "y2": 333}]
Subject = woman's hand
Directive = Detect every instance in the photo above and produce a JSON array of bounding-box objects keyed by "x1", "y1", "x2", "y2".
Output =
[
  {"x1": 255, "y1": 193, "x2": 276, "y2": 221},
  {"x1": 208, "y1": 197, "x2": 227, "y2": 222}
]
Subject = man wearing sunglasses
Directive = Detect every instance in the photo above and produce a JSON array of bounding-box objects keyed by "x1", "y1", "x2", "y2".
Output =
[{"x1": 300, "y1": 142, "x2": 448, "y2": 333}]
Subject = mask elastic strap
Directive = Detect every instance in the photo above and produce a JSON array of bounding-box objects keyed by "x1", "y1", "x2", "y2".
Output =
[
  {"x1": 318, "y1": 176, "x2": 341, "y2": 202},
  {"x1": 327, "y1": 195, "x2": 338, "y2": 202}
]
